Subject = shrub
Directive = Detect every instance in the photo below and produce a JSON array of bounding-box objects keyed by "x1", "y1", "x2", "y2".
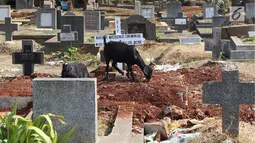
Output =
[{"x1": 0, "y1": 103, "x2": 76, "y2": 143}]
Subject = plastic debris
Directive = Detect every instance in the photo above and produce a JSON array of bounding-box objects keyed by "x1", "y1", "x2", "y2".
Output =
[{"x1": 154, "y1": 63, "x2": 180, "y2": 72}]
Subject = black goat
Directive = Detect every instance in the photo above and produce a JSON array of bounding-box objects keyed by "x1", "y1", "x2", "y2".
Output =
[
  {"x1": 103, "y1": 35, "x2": 153, "y2": 81},
  {"x1": 61, "y1": 62, "x2": 90, "y2": 78}
]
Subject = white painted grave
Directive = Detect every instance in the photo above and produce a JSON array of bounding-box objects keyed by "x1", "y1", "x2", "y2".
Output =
[
  {"x1": 205, "y1": 7, "x2": 215, "y2": 18},
  {"x1": 0, "y1": 6, "x2": 10, "y2": 21},
  {"x1": 142, "y1": 8, "x2": 152, "y2": 19},
  {"x1": 40, "y1": 13, "x2": 53, "y2": 27}
]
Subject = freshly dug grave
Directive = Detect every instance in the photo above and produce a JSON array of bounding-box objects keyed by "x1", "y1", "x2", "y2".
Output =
[{"x1": 0, "y1": 64, "x2": 254, "y2": 127}]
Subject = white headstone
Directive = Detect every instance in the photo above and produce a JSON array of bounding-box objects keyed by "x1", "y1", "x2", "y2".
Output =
[
  {"x1": 175, "y1": 18, "x2": 187, "y2": 25},
  {"x1": 142, "y1": 8, "x2": 152, "y2": 19},
  {"x1": 60, "y1": 33, "x2": 75, "y2": 41},
  {"x1": 248, "y1": 31, "x2": 255, "y2": 37},
  {"x1": 0, "y1": 7, "x2": 10, "y2": 21},
  {"x1": 40, "y1": 13, "x2": 53, "y2": 27},
  {"x1": 179, "y1": 36, "x2": 201, "y2": 44},
  {"x1": 205, "y1": 7, "x2": 215, "y2": 18},
  {"x1": 115, "y1": 17, "x2": 121, "y2": 35}
]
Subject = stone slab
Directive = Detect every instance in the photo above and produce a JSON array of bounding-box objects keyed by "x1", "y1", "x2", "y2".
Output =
[
  {"x1": 83, "y1": 11, "x2": 101, "y2": 31},
  {"x1": 0, "y1": 96, "x2": 32, "y2": 110},
  {"x1": 179, "y1": 36, "x2": 201, "y2": 44},
  {"x1": 222, "y1": 24, "x2": 255, "y2": 39},
  {"x1": 141, "y1": 5, "x2": 155, "y2": 21},
  {"x1": 230, "y1": 50, "x2": 255, "y2": 60},
  {"x1": 0, "y1": 5, "x2": 10, "y2": 21},
  {"x1": 36, "y1": 8, "x2": 57, "y2": 29},
  {"x1": 61, "y1": 15, "x2": 85, "y2": 44},
  {"x1": 135, "y1": 1, "x2": 141, "y2": 15},
  {"x1": 16, "y1": 0, "x2": 28, "y2": 9},
  {"x1": 245, "y1": 2, "x2": 255, "y2": 20},
  {"x1": 203, "y1": 4, "x2": 217, "y2": 19},
  {"x1": 167, "y1": 2, "x2": 182, "y2": 18},
  {"x1": 33, "y1": 78, "x2": 97, "y2": 143}
]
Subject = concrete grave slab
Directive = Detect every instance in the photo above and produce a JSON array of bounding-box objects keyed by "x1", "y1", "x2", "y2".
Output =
[
  {"x1": 0, "y1": 17, "x2": 19, "y2": 41},
  {"x1": 12, "y1": 40, "x2": 44, "y2": 76},
  {"x1": 203, "y1": 4, "x2": 217, "y2": 19},
  {"x1": 61, "y1": 15, "x2": 85, "y2": 44},
  {"x1": 203, "y1": 64, "x2": 255, "y2": 136},
  {"x1": 33, "y1": 78, "x2": 97, "y2": 143},
  {"x1": 141, "y1": 5, "x2": 155, "y2": 21},
  {"x1": 0, "y1": 5, "x2": 10, "y2": 21},
  {"x1": 36, "y1": 8, "x2": 57, "y2": 29},
  {"x1": 167, "y1": 2, "x2": 182, "y2": 18},
  {"x1": 121, "y1": 15, "x2": 156, "y2": 40},
  {"x1": 83, "y1": 11, "x2": 101, "y2": 31}
]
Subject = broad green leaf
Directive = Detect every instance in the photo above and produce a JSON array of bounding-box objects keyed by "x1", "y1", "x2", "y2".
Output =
[
  {"x1": 58, "y1": 126, "x2": 76, "y2": 143},
  {"x1": 26, "y1": 126, "x2": 52, "y2": 143}
]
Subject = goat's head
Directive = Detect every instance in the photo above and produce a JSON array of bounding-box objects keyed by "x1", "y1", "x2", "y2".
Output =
[
  {"x1": 143, "y1": 65, "x2": 153, "y2": 81},
  {"x1": 61, "y1": 63, "x2": 73, "y2": 78}
]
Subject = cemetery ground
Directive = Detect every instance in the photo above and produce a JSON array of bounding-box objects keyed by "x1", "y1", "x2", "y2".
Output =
[{"x1": 0, "y1": 5, "x2": 255, "y2": 143}]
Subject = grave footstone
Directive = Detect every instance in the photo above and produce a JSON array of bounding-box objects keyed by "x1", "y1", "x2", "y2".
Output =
[
  {"x1": 0, "y1": 17, "x2": 19, "y2": 41},
  {"x1": 83, "y1": 11, "x2": 101, "y2": 31},
  {"x1": 203, "y1": 64, "x2": 255, "y2": 136},
  {"x1": 61, "y1": 15, "x2": 85, "y2": 44},
  {"x1": 12, "y1": 40, "x2": 44, "y2": 76},
  {"x1": 57, "y1": 25, "x2": 78, "y2": 48},
  {"x1": 0, "y1": 5, "x2": 10, "y2": 21},
  {"x1": 167, "y1": 2, "x2": 182, "y2": 18},
  {"x1": 179, "y1": 36, "x2": 201, "y2": 45},
  {"x1": 36, "y1": 8, "x2": 57, "y2": 29},
  {"x1": 33, "y1": 78, "x2": 97, "y2": 143}
]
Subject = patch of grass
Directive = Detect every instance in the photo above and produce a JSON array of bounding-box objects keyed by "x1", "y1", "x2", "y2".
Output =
[
  {"x1": 86, "y1": 37, "x2": 95, "y2": 43},
  {"x1": 243, "y1": 37, "x2": 255, "y2": 42}
]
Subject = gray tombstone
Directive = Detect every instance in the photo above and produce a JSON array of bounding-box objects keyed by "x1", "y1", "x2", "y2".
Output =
[
  {"x1": 12, "y1": 40, "x2": 44, "y2": 76},
  {"x1": 33, "y1": 78, "x2": 98, "y2": 143},
  {"x1": 16, "y1": 0, "x2": 28, "y2": 9},
  {"x1": 57, "y1": 25, "x2": 78, "y2": 48},
  {"x1": 61, "y1": 15, "x2": 85, "y2": 44},
  {"x1": 141, "y1": 5, "x2": 155, "y2": 21},
  {"x1": 179, "y1": 36, "x2": 201, "y2": 44},
  {"x1": 212, "y1": 27, "x2": 222, "y2": 60},
  {"x1": 135, "y1": 0, "x2": 141, "y2": 15},
  {"x1": 121, "y1": 15, "x2": 156, "y2": 40},
  {"x1": 0, "y1": 17, "x2": 19, "y2": 41},
  {"x1": 245, "y1": 2, "x2": 255, "y2": 20},
  {"x1": 36, "y1": 8, "x2": 57, "y2": 29},
  {"x1": 203, "y1": 64, "x2": 255, "y2": 136},
  {"x1": 212, "y1": 15, "x2": 227, "y2": 27},
  {"x1": 203, "y1": 4, "x2": 217, "y2": 19},
  {"x1": 0, "y1": 5, "x2": 10, "y2": 21},
  {"x1": 101, "y1": 15, "x2": 105, "y2": 30},
  {"x1": 167, "y1": 2, "x2": 182, "y2": 18},
  {"x1": 83, "y1": 11, "x2": 101, "y2": 31}
]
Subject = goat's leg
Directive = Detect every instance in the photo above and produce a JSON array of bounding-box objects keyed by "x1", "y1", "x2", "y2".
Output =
[
  {"x1": 126, "y1": 70, "x2": 130, "y2": 79},
  {"x1": 127, "y1": 65, "x2": 135, "y2": 82},
  {"x1": 112, "y1": 61, "x2": 124, "y2": 75},
  {"x1": 104, "y1": 60, "x2": 110, "y2": 81}
]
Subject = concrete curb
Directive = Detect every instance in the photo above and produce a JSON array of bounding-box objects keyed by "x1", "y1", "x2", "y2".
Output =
[{"x1": 0, "y1": 96, "x2": 32, "y2": 109}]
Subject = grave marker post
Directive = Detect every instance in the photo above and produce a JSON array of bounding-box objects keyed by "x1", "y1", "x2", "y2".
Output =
[
  {"x1": 57, "y1": 25, "x2": 78, "y2": 48},
  {"x1": 203, "y1": 64, "x2": 255, "y2": 136},
  {"x1": 12, "y1": 40, "x2": 44, "y2": 76},
  {"x1": 0, "y1": 17, "x2": 19, "y2": 41}
]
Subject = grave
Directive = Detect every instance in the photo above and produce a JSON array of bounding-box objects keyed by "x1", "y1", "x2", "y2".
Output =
[
  {"x1": 167, "y1": 2, "x2": 182, "y2": 18},
  {"x1": 12, "y1": 40, "x2": 44, "y2": 76},
  {"x1": 36, "y1": 8, "x2": 57, "y2": 29},
  {"x1": 0, "y1": 17, "x2": 19, "y2": 41},
  {"x1": 57, "y1": 25, "x2": 78, "y2": 48},
  {"x1": 64, "y1": 11, "x2": 76, "y2": 16},
  {"x1": 179, "y1": 36, "x2": 201, "y2": 45},
  {"x1": 61, "y1": 15, "x2": 85, "y2": 44},
  {"x1": 57, "y1": 10, "x2": 62, "y2": 29},
  {"x1": 248, "y1": 31, "x2": 255, "y2": 37},
  {"x1": 203, "y1": 4, "x2": 217, "y2": 19},
  {"x1": 121, "y1": 15, "x2": 156, "y2": 40},
  {"x1": 16, "y1": 0, "x2": 28, "y2": 9},
  {"x1": 245, "y1": 2, "x2": 255, "y2": 21},
  {"x1": 230, "y1": 36, "x2": 255, "y2": 60},
  {"x1": 203, "y1": 64, "x2": 255, "y2": 136},
  {"x1": 33, "y1": 78, "x2": 97, "y2": 143},
  {"x1": 0, "y1": 5, "x2": 10, "y2": 21},
  {"x1": 140, "y1": 5, "x2": 155, "y2": 21},
  {"x1": 83, "y1": 11, "x2": 101, "y2": 31}
]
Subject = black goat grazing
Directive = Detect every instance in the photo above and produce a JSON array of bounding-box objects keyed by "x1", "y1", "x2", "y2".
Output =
[
  {"x1": 103, "y1": 35, "x2": 153, "y2": 81},
  {"x1": 61, "y1": 62, "x2": 90, "y2": 78}
]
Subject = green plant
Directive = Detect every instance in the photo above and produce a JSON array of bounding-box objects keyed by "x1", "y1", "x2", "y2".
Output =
[
  {"x1": 156, "y1": 33, "x2": 162, "y2": 42},
  {"x1": 0, "y1": 103, "x2": 76, "y2": 143},
  {"x1": 86, "y1": 37, "x2": 94, "y2": 43},
  {"x1": 244, "y1": 37, "x2": 255, "y2": 42}
]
